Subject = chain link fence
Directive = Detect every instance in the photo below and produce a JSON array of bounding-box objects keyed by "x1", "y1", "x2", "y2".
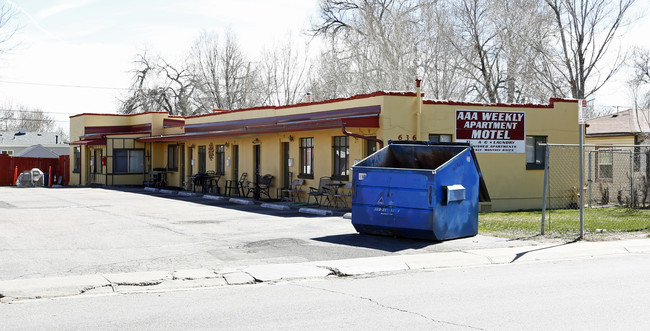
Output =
[
  {"x1": 545, "y1": 144, "x2": 650, "y2": 209},
  {"x1": 542, "y1": 144, "x2": 650, "y2": 234}
]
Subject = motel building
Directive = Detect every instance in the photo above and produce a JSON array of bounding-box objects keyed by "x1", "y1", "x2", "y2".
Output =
[{"x1": 69, "y1": 85, "x2": 579, "y2": 212}]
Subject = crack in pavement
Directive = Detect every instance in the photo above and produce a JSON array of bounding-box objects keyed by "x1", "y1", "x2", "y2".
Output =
[{"x1": 294, "y1": 283, "x2": 485, "y2": 330}]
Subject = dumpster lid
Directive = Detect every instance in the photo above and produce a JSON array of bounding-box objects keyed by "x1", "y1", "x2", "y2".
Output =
[{"x1": 387, "y1": 141, "x2": 491, "y2": 202}]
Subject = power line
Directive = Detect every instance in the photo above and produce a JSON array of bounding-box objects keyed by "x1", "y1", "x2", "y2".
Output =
[
  {"x1": 0, "y1": 108, "x2": 78, "y2": 115},
  {"x1": 0, "y1": 79, "x2": 129, "y2": 91}
]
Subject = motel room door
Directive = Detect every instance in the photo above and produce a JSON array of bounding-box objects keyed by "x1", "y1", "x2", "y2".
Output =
[{"x1": 282, "y1": 142, "x2": 290, "y2": 189}]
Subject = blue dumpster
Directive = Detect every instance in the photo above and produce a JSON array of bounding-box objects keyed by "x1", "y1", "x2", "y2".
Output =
[{"x1": 351, "y1": 141, "x2": 490, "y2": 241}]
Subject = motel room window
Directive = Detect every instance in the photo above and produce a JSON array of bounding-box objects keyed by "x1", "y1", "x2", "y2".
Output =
[
  {"x1": 216, "y1": 144, "x2": 225, "y2": 175},
  {"x1": 429, "y1": 134, "x2": 452, "y2": 143},
  {"x1": 73, "y1": 147, "x2": 81, "y2": 173},
  {"x1": 332, "y1": 136, "x2": 349, "y2": 180},
  {"x1": 167, "y1": 145, "x2": 178, "y2": 171},
  {"x1": 597, "y1": 148, "x2": 614, "y2": 181},
  {"x1": 525, "y1": 136, "x2": 547, "y2": 170},
  {"x1": 93, "y1": 149, "x2": 103, "y2": 174},
  {"x1": 198, "y1": 145, "x2": 207, "y2": 173},
  {"x1": 114, "y1": 149, "x2": 144, "y2": 174},
  {"x1": 299, "y1": 137, "x2": 314, "y2": 179}
]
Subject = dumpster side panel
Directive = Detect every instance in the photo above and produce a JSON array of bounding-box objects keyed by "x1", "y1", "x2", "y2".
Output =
[
  {"x1": 430, "y1": 148, "x2": 479, "y2": 239},
  {"x1": 351, "y1": 167, "x2": 437, "y2": 240}
]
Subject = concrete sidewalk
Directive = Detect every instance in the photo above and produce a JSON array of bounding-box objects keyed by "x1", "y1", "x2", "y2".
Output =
[{"x1": 2, "y1": 238, "x2": 648, "y2": 302}]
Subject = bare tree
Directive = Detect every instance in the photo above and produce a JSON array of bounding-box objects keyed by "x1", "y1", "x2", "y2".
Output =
[
  {"x1": 188, "y1": 30, "x2": 261, "y2": 111},
  {"x1": 0, "y1": 1, "x2": 19, "y2": 57},
  {"x1": 1, "y1": 102, "x2": 55, "y2": 131},
  {"x1": 544, "y1": 0, "x2": 636, "y2": 99},
  {"x1": 310, "y1": 0, "x2": 422, "y2": 97},
  {"x1": 258, "y1": 36, "x2": 313, "y2": 106},
  {"x1": 119, "y1": 50, "x2": 197, "y2": 116},
  {"x1": 629, "y1": 47, "x2": 650, "y2": 109}
]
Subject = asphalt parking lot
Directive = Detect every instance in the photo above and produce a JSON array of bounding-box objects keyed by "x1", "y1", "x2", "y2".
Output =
[{"x1": 0, "y1": 186, "x2": 530, "y2": 281}]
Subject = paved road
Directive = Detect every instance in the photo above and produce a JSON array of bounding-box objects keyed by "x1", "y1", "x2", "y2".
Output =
[
  {"x1": 2, "y1": 254, "x2": 648, "y2": 330},
  {"x1": 0, "y1": 187, "x2": 529, "y2": 281}
]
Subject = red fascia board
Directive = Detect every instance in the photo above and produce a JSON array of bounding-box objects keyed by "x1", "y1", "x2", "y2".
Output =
[
  {"x1": 186, "y1": 105, "x2": 380, "y2": 133},
  {"x1": 84, "y1": 123, "x2": 152, "y2": 135},
  {"x1": 70, "y1": 139, "x2": 107, "y2": 145},
  {"x1": 163, "y1": 118, "x2": 185, "y2": 128},
  {"x1": 187, "y1": 92, "x2": 407, "y2": 120},
  {"x1": 423, "y1": 97, "x2": 577, "y2": 109},
  {"x1": 137, "y1": 116, "x2": 379, "y2": 143},
  {"x1": 70, "y1": 111, "x2": 169, "y2": 119}
]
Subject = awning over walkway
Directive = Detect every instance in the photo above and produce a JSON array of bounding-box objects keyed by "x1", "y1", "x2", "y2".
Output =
[{"x1": 138, "y1": 105, "x2": 381, "y2": 143}]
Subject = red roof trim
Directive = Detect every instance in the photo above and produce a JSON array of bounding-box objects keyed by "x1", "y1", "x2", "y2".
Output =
[
  {"x1": 163, "y1": 118, "x2": 185, "y2": 128},
  {"x1": 70, "y1": 111, "x2": 169, "y2": 119},
  {"x1": 137, "y1": 116, "x2": 379, "y2": 143},
  {"x1": 423, "y1": 97, "x2": 577, "y2": 108},
  {"x1": 186, "y1": 91, "x2": 414, "y2": 120},
  {"x1": 70, "y1": 139, "x2": 107, "y2": 146}
]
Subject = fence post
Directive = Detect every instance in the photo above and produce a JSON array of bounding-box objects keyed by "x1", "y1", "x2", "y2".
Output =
[
  {"x1": 579, "y1": 124, "x2": 584, "y2": 238},
  {"x1": 630, "y1": 151, "x2": 634, "y2": 208},
  {"x1": 541, "y1": 145, "x2": 550, "y2": 235}
]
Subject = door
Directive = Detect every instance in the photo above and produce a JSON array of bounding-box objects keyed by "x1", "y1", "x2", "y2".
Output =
[
  {"x1": 282, "y1": 142, "x2": 290, "y2": 189},
  {"x1": 179, "y1": 143, "x2": 185, "y2": 188},
  {"x1": 253, "y1": 144, "x2": 261, "y2": 183},
  {"x1": 232, "y1": 145, "x2": 239, "y2": 180}
]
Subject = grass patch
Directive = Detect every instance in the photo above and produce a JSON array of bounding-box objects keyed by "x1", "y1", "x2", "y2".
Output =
[{"x1": 479, "y1": 207, "x2": 650, "y2": 241}]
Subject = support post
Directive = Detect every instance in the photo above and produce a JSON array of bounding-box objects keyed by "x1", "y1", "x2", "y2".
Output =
[
  {"x1": 541, "y1": 145, "x2": 550, "y2": 235},
  {"x1": 579, "y1": 123, "x2": 585, "y2": 238}
]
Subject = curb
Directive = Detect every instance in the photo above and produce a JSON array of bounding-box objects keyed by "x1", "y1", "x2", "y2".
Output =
[
  {"x1": 261, "y1": 203, "x2": 291, "y2": 211},
  {"x1": 299, "y1": 207, "x2": 333, "y2": 216},
  {"x1": 2, "y1": 238, "x2": 648, "y2": 302}
]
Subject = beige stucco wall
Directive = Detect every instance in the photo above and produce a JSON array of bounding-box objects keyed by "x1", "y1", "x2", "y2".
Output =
[{"x1": 69, "y1": 94, "x2": 579, "y2": 211}]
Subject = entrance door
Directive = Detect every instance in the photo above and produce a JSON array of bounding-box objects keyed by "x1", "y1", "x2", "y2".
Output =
[
  {"x1": 232, "y1": 145, "x2": 239, "y2": 180},
  {"x1": 282, "y1": 142, "x2": 290, "y2": 189},
  {"x1": 253, "y1": 144, "x2": 261, "y2": 183},
  {"x1": 179, "y1": 143, "x2": 185, "y2": 188}
]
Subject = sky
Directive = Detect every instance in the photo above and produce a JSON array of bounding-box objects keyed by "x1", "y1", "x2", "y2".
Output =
[
  {"x1": 0, "y1": 0, "x2": 319, "y2": 134},
  {"x1": 0, "y1": 0, "x2": 649, "y2": 137}
]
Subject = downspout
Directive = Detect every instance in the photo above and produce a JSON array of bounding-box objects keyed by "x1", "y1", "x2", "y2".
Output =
[
  {"x1": 342, "y1": 123, "x2": 384, "y2": 149},
  {"x1": 416, "y1": 78, "x2": 422, "y2": 141}
]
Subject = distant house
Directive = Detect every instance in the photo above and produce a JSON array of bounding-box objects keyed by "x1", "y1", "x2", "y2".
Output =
[
  {"x1": 0, "y1": 129, "x2": 69, "y2": 157},
  {"x1": 586, "y1": 108, "x2": 650, "y2": 145},
  {"x1": 586, "y1": 109, "x2": 650, "y2": 206}
]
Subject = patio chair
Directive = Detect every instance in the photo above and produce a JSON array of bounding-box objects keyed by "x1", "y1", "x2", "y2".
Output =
[
  {"x1": 246, "y1": 174, "x2": 274, "y2": 199},
  {"x1": 333, "y1": 181, "x2": 353, "y2": 208},
  {"x1": 307, "y1": 177, "x2": 332, "y2": 206},
  {"x1": 282, "y1": 179, "x2": 305, "y2": 202}
]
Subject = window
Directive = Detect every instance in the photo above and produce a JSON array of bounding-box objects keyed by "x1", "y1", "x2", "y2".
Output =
[
  {"x1": 73, "y1": 147, "x2": 81, "y2": 173},
  {"x1": 216, "y1": 144, "x2": 225, "y2": 175},
  {"x1": 332, "y1": 136, "x2": 349, "y2": 180},
  {"x1": 198, "y1": 145, "x2": 206, "y2": 173},
  {"x1": 167, "y1": 145, "x2": 178, "y2": 171},
  {"x1": 114, "y1": 149, "x2": 144, "y2": 173},
  {"x1": 1, "y1": 150, "x2": 13, "y2": 155},
  {"x1": 429, "y1": 134, "x2": 452, "y2": 143},
  {"x1": 597, "y1": 148, "x2": 613, "y2": 181},
  {"x1": 299, "y1": 137, "x2": 314, "y2": 179},
  {"x1": 93, "y1": 149, "x2": 103, "y2": 174},
  {"x1": 526, "y1": 136, "x2": 547, "y2": 169}
]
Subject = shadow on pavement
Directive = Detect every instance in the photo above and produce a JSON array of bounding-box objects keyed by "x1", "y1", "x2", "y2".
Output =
[
  {"x1": 106, "y1": 186, "x2": 347, "y2": 218},
  {"x1": 312, "y1": 233, "x2": 436, "y2": 252}
]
